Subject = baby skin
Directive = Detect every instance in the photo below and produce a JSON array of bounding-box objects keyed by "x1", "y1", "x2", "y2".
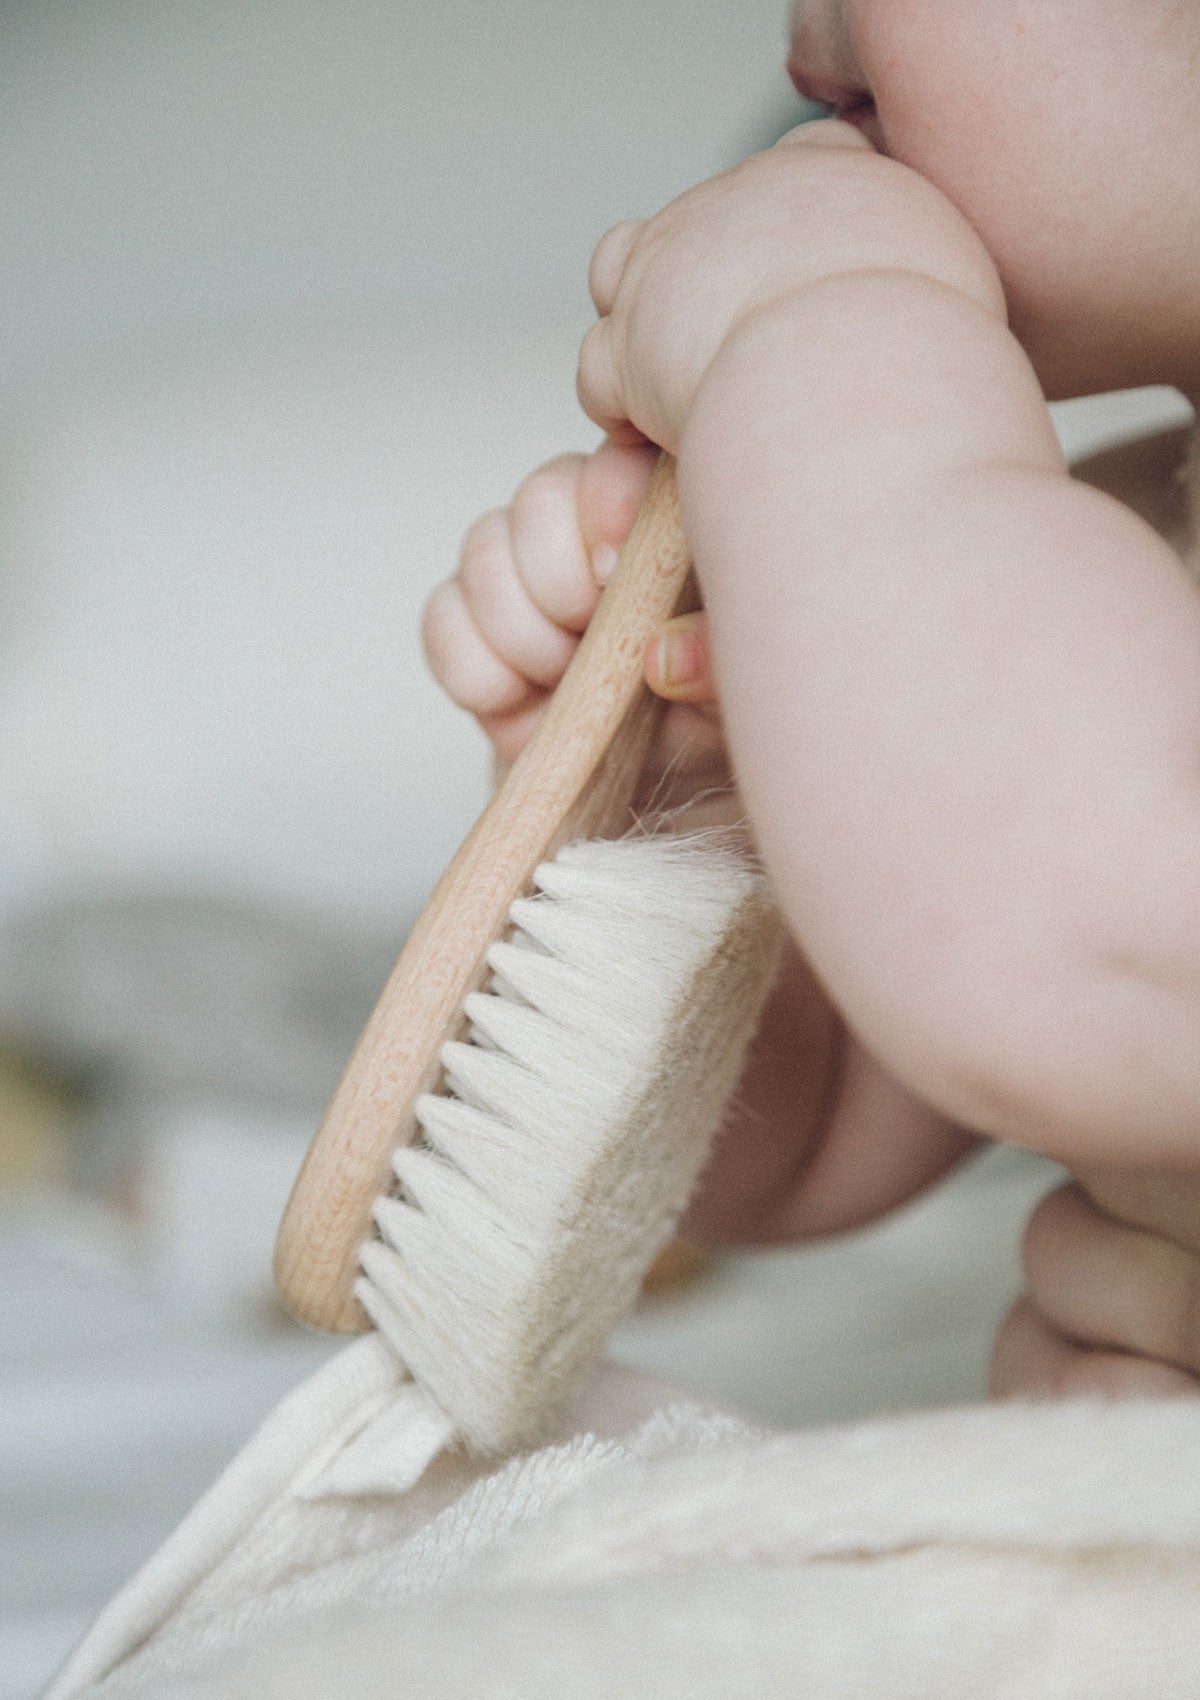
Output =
[{"x1": 424, "y1": 0, "x2": 1200, "y2": 1400}]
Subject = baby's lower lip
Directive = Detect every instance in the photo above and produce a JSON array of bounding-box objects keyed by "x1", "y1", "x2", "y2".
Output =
[
  {"x1": 786, "y1": 59, "x2": 879, "y2": 139},
  {"x1": 787, "y1": 61, "x2": 853, "y2": 106}
]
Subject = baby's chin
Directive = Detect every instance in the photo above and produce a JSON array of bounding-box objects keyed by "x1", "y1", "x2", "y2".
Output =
[
  {"x1": 1008, "y1": 302, "x2": 1174, "y2": 405},
  {"x1": 865, "y1": 111, "x2": 1194, "y2": 399}
]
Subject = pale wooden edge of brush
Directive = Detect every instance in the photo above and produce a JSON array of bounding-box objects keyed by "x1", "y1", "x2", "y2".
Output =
[{"x1": 274, "y1": 454, "x2": 694, "y2": 1333}]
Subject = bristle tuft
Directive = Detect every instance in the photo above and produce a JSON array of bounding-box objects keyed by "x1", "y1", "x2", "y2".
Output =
[{"x1": 355, "y1": 831, "x2": 781, "y2": 1454}]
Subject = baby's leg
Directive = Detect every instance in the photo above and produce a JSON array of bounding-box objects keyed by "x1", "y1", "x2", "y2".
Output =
[{"x1": 992, "y1": 1170, "x2": 1200, "y2": 1399}]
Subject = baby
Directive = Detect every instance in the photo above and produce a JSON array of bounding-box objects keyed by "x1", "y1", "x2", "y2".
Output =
[{"x1": 424, "y1": 0, "x2": 1200, "y2": 1401}]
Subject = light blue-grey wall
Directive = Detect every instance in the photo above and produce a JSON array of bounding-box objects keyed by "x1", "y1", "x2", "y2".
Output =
[{"x1": 0, "y1": 0, "x2": 804, "y2": 927}]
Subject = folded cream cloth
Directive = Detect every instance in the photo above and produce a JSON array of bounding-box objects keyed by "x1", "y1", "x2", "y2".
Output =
[{"x1": 46, "y1": 1330, "x2": 1200, "y2": 1700}]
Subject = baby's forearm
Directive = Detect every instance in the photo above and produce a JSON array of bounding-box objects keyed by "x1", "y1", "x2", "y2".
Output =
[{"x1": 680, "y1": 272, "x2": 1200, "y2": 1165}]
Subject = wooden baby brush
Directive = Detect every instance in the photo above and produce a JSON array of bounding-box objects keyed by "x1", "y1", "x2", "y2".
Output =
[{"x1": 274, "y1": 454, "x2": 782, "y2": 1453}]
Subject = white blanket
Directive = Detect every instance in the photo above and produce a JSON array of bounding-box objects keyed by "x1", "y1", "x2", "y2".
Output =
[{"x1": 47, "y1": 1333, "x2": 1200, "y2": 1699}]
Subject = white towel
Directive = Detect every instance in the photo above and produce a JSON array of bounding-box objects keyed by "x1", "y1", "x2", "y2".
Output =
[{"x1": 47, "y1": 1332, "x2": 1200, "y2": 1699}]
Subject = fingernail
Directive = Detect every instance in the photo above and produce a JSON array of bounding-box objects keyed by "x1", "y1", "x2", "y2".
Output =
[
  {"x1": 649, "y1": 635, "x2": 671, "y2": 687},
  {"x1": 592, "y1": 544, "x2": 618, "y2": 584},
  {"x1": 655, "y1": 626, "x2": 700, "y2": 688}
]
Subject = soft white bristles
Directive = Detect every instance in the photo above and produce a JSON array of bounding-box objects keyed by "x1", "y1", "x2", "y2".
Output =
[{"x1": 355, "y1": 832, "x2": 782, "y2": 1454}]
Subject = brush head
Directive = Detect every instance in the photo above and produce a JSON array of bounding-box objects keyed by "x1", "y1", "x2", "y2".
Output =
[{"x1": 355, "y1": 832, "x2": 781, "y2": 1454}]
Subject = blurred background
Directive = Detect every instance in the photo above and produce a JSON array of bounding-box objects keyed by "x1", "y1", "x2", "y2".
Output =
[{"x1": 0, "y1": 3, "x2": 1191, "y2": 1694}]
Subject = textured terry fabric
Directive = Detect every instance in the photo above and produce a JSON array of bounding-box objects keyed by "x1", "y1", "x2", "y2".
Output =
[
  {"x1": 47, "y1": 1337, "x2": 1200, "y2": 1700},
  {"x1": 46, "y1": 1339, "x2": 758, "y2": 1698}
]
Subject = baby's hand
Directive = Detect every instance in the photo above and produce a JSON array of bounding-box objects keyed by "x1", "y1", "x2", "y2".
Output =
[
  {"x1": 992, "y1": 1169, "x2": 1200, "y2": 1400},
  {"x1": 579, "y1": 118, "x2": 999, "y2": 452},
  {"x1": 423, "y1": 439, "x2": 725, "y2": 802}
]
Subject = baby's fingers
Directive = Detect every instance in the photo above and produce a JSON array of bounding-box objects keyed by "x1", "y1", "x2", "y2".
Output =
[
  {"x1": 588, "y1": 217, "x2": 645, "y2": 315},
  {"x1": 646, "y1": 610, "x2": 718, "y2": 704},
  {"x1": 989, "y1": 1297, "x2": 1199, "y2": 1401},
  {"x1": 457, "y1": 507, "x2": 578, "y2": 689},
  {"x1": 576, "y1": 435, "x2": 660, "y2": 581},
  {"x1": 1022, "y1": 1182, "x2": 1200, "y2": 1378},
  {"x1": 477, "y1": 442, "x2": 657, "y2": 645},
  {"x1": 425, "y1": 442, "x2": 660, "y2": 740},
  {"x1": 577, "y1": 318, "x2": 648, "y2": 448},
  {"x1": 421, "y1": 578, "x2": 533, "y2": 719},
  {"x1": 989, "y1": 1178, "x2": 1200, "y2": 1400},
  {"x1": 506, "y1": 453, "x2": 602, "y2": 634}
]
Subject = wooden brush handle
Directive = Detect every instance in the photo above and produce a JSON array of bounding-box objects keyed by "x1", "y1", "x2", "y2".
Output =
[{"x1": 275, "y1": 453, "x2": 694, "y2": 1332}]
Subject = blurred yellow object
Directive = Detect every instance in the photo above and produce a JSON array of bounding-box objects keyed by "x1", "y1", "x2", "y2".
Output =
[
  {"x1": 639, "y1": 1238, "x2": 716, "y2": 1301},
  {"x1": 0, "y1": 1045, "x2": 73, "y2": 1185}
]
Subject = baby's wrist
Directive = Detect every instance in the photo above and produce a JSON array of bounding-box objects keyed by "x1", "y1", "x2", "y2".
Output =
[{"x1": 682, "y1": 257, "x2": 1030, "y2": 524}]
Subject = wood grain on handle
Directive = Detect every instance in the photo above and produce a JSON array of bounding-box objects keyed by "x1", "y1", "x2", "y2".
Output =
[{"x1": 274, "y1": 454, "x2": 693, "y2": 1332}]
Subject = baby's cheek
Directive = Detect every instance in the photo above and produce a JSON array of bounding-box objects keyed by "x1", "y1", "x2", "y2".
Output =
[
  {"x1": 856, "y1": 0, "x2": 1039, "y2": 186},
  {"x1": 855, "y1": 0, "x2": 1186, "y2": 393}
]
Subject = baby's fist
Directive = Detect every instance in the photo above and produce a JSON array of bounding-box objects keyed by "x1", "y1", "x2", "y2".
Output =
[
  {"x1": 423, "y1": 440, "x2": 657, "y2": 764},
  {"x1": 578, "y1": 118, "x2": 1002, "y2": 451}
]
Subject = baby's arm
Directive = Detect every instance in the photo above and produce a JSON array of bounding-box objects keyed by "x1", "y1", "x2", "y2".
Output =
[
  {"x1": 682, "y1": 297, "x2": 1200, "y2": 1168},
  {"x1": 581, "y1": 121, "x2": 1200, "y2": 1174}
]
